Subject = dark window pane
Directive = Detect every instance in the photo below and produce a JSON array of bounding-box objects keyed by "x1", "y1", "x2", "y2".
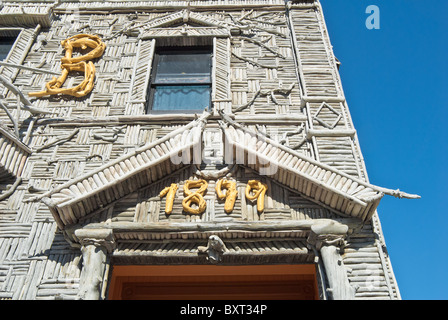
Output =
[
  {"x1": 152, "y1": 85, "x2": 210, "y2": 111},
  {"x1": 0, "y1": 37, "x2": 16, "y2": 61},
  {"x1": 148, "y1": 47, "x2": 212, "y2": 113},
  {"x1": 154, "y1": 52, "x2": 211, "y2": 84}
]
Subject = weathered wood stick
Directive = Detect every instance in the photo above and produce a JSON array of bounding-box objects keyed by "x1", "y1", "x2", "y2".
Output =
[
  {"x1": 252, "y1": 25, "x2": 287, "y2": 38},
  {"x1": 279, "y1": 124, "x2": 304, "y2": 145},
  {"x1": 233, "y1": 88, "x2": 261, "y2": 113},
  {"x1": 231, "y1": 52, "x2": 278, "y2": 69},
  {"x1": 85, "y1": 218, "x2": 355, "y2": 234},
  {"x1": 244, "y1": 17, "x2": 286, "y2": 26},
  {"x1": 34, "y1": 128, "x2": 80, "y2": 152},
  {"x1": 92, "y1": 133, "x2": 119, "y2": 143},
  {"x1": 22, "y1": 117, "x2": 36, "y2": 145},
  {"x1": 235, "y1": 114, "x2": 307, "y2": 123},
  {"x1": 15, "y1": 96, "x2": 20, "y2": 140},
  {"x1": 92, "y1": 125, "x2": 126, "y2": 143},
  {"x1": 0, "y1": 100, "x2": 19, "y2": 137},
  {"x1": 32, "y1": 113, "x2": 200, "y2": 126},
  {"x1": 233, "y1": 83, "x2": 295, "y2": 113},
  {"x1": 193, "y1": 164, "x2": 236, "y2": 180},
  {"x1": 0, "y1": 177, "x2": 22, "y2": 201},
  {"x1": 371, "y1": 187, "x2": 421, "y2": 200},
  {"x1": 237, "y1": 36, "x2": 286, "y2": 58},
  {"x1": 273, "y1": 83, "x2": 295, "y2": 95},
  {"x1": 306, "y1": 129, "x2": 356, "y2": 139},
  {"x1": 301, "y1": 95, "x2": 345, "y2": 107},
  {"x1": 255, "y1": 124, "x2": 271, "y2": 139},
  {"x1": 238, "y1": 9, "x2": 254, "y2": 22},
  {"x1": 0, "y1": 61, "x2": 60, "y2": 75},
  {"x1": 0, "y1": 75, "x2": 50, "y2": 114}
]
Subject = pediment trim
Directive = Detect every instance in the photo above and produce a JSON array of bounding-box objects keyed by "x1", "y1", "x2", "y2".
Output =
[
  {"x1": 40, "y1": 112, "x2": 210, "y2": 229},
  {"x1": 0, "y1": 124, "x2": 31, "y2": 179},
  {"x1": 218, "y1": 111, "x2": 419, "y2": 222},
  {"x1": 139, "y1": 9, "x2": 232, "y2": 39},
  {"x1": 145, "y1": 9, "x2": 229, "y2": 30},
  {"x1": 66, "y1": 218, "x2": 358, "y2": 254}
]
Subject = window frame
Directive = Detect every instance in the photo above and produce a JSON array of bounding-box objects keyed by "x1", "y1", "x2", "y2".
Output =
[
  {"x1": 146, "y1": 45, "x2": 213, "y2": 114},
  {"x1": 0, "y1": 26, "x2": 41, "y2": 97},
  {"x1": 0, "y1": 36, "x2": 17, "y2": 61},
  {"x1": 0, "y1": 28, "x2": 22, "y2": 68}
]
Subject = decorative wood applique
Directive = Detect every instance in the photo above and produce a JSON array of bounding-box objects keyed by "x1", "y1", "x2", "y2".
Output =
[
  {"x1": 29, "y1": 34, "x2": 106, "y2": 98},
  {"x1": 159, "y1": 183, "x2": 178, "y2": 214},
  {"x1": 198, "y1": 235, "x2": 228, "y2": 264},
  {"x1": 215, "y1": 179, "x2": 237, "y2": 213},
  {"x1": 182, "y1": 179, "x2": 208, "y2": 215},
  {"x1": 158, "y1": 180, "x2": 270, "y2": 216},
  {"x1": 245, "y1": 180, "x2": 268, "y2": 213}
]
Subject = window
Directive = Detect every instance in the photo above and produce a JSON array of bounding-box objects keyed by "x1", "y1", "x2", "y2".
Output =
[
  {"x1": 147, "y1": 46, "x2": 212, "y2": 113},
  {"x1": 0, "y1": 37, "x2": 16, "y2": 61}
]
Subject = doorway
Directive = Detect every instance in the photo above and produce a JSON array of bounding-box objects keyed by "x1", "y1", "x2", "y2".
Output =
[{"x1": 108, "y1": 264, "x2": 318, "y2": 300}]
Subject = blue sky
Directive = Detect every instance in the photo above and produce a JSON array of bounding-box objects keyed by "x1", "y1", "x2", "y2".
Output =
[{"x1": 319, "y1": 0, "x2": 448, "y2": 299}]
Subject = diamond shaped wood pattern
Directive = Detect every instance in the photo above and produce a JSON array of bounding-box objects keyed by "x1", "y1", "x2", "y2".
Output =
[{"x1": 312, "y1": 102, "x2": 342, "y2": 129}]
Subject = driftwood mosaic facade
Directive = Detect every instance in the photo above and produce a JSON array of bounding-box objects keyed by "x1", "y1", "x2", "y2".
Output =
[{"x1": 0, "y1": 0, "x2": 419, "y2": 300}]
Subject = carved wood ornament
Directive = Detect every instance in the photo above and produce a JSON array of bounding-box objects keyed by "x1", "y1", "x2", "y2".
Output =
[
  {"x1": 159, "y1": 183, "x2": 178, "y2": 214},
  {"x1": 215, "y1": 179, "x2": 237, "y2": 213},
  {"x1": 182, "y1": 179, "x2": 208, "y2": 215},
  {"x1": 159, "y1": 179, "x2": 266, "y2": 215},
  {"x1": 29, "y1": 34, "x2": 106, "y2": 98},
  {"x1": 245, "y1": 180, "x2": 268, "y2": 213}
]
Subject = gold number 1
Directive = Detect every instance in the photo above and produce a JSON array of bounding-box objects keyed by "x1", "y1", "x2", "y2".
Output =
[{"x1": 159, "y1": 183, "x2": 178, "y2": 214}]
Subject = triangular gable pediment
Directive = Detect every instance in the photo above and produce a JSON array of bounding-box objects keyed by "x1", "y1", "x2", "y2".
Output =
[
  {"x1": 67, "y1": 163, "x2": 355, "y2": 251},
  {"x1": 140, "y1": 9, "x2": 231, "y2": 38},
  {"x1": 41, "y1": 112, "x2": 210, "y2": 229},
  {"x1": 217, "y1": 112, "x2": 419, "y2": 222},
  {"x1": 40, "y1": 110, "x2": 419, "y2": 233},
  {"x1": 220, "y1": 122, "x2": 384, "y2": 222},
  {"x1": 82, "y1": 164, "x2": 341, "y2": 226},
  {"x1": 145, "y1": 9, "x2": 228, "y2": 29}
]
